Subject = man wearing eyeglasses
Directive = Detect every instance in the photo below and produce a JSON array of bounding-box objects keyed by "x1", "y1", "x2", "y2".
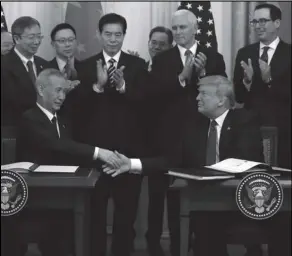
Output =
[
  {"x1": 49, "y1": 23, "x2": 81, "y2": 120},
  {"x1": 234, "y1": 3, "x2": 291, "y2": 171},
  {"x1": 234, "y1": 4, "x2": 291, "y2": 256},
  {"x1": 1, "y1": 16, "x2": 48, "y2": 126}
]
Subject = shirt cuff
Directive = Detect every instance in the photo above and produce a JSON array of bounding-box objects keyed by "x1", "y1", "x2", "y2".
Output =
[
  {"x1": 129, "y1": 158, "x2": 142, "y2": 174},
  {"x1": 116, "y1": 81, "x2": 126, "y2": 93},
  {"x1": 179, "y1": 76, "x2": 186, "y2": 88},
  {"x1": 93, "y1": 147, "x2": 100, "y2": 160},
  {"x1": 93, "y1": 83, "x2": 104, "y2": 93}
]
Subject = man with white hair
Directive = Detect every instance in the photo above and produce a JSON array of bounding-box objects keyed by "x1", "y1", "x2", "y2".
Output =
[{"x1": 142, "y1": 9, "x2": 227, "y2": 255}]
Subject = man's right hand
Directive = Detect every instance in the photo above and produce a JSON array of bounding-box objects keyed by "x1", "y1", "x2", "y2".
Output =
[
  {"x1": 240, "y1": 58, "x2": 254, "y2": 88},
  {"x1": 98, "y1": 148, "x2": 120, "y2": 169},
  {"x1": 96, "y1": 59, "x2": 108, "y2": 90},
  {"x1": 179, "y1": 55, "x2": 194, "y2": 82}
]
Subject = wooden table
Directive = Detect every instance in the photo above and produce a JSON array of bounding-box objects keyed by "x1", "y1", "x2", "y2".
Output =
[
  {"x1": 177, "y1": 177, "x2": 292, "y2": 256},
  {"x1": 2, "y1": 168, "x2": 99, "y2": 256}
]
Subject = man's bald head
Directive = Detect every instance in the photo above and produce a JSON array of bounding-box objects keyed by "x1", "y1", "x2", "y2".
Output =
[{"x1": 171, "y1": 9, "x2": 198, "y2": 49}]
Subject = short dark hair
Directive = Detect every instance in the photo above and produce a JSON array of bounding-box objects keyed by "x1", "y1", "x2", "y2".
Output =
[
  {"x1": 50, "y1": 23, "x2": 76, "y2": 41},
  {"x1": 11, "y1": 16, "x2": 40, "y2": 37},
  {"x1": 255, "y1": 3, "x2": 282, "y2": 21},
  {"x1": 149, "y1": 26, "x2": 173, "y2": 45},
  {"x1": 98, "y1": 13, "x2": 127, "y2": 34}
]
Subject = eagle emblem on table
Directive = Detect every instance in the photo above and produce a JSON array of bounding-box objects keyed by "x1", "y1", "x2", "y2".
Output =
[
  {"x1": 245, "y1": 182, "x2": 276, "y2": 214},
  {"x1": 1, "y1": 182, "x2": 22, "y2": 211}
]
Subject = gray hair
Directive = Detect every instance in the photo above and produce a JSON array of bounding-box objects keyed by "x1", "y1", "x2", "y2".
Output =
[
  {"x1": 35, "y1": 68, "x2": 66, "y2": 89},
  {"x1": 198, "y1": 75, "x2": 236, "y2": 108},
  {"x1": 172, "y1": 9, "x2": 197, "y2": 28}
]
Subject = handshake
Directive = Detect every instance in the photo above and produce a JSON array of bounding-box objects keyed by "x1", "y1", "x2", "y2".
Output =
[{"x1": 98, "y1": 148, "x2": 133, "y2": 177}]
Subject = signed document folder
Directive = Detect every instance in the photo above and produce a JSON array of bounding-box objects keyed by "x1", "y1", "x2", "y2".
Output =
[
  {"x1": 167, "y1": 158, "x2": 281, "y2": 181},
  {"x1": 1, "y1": 162, "x2": 79, "y2": 173}
]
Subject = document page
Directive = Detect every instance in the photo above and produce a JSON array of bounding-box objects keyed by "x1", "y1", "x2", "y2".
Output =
[
  {"x1": 33, "y1": 165, "x2": 79, "y2": 173},
  {"x1": 206, "y1": 158, "x2": 264, "y2": 173},
  {"x1": 1, "y1": 162, "x2": 35, "y2": 170}
]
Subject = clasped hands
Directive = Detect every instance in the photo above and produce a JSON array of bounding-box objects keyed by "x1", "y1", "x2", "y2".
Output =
[
  {"x1": 95, "y1": 59, "x2": 126, "y2": 90},
  {"x1": 179, "y1": 52, "x2": 207, "y2": 82},
  {"x1": 98, "y1": 148, "x2": 131, "y2": 177}
]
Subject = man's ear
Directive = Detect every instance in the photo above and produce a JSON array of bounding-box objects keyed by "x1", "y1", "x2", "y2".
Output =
[
  {"x1": 274, "y1": 19, "x2": 281, "y2": 29},
  {"x1": 37, "y1": 84, "x2": 44, "y2": 97}
]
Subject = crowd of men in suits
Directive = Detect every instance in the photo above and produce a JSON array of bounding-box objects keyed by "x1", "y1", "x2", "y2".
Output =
[{"x1": 1, "y1": 3, "x2": 291, "y2": 256}]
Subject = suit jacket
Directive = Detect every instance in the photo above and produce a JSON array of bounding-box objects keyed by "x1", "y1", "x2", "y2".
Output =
[
  {"x1": 48, "y1": 57, "x2": 82, "y2": 78},
  {"x1": 141, "y1": 108, "x2": 263, "y2": 174},
  {"x1": 16, "y1": 106, "x2": 96, "y2": 166},
  {"x1": 145, "y1": 45, "x2": 227, "y2": 157},
  {"x1": 1, "y1": 50, "x2": 49, "y2": 126},
  {"x1": 233, "y1": 40, "x2": 291, "y2": 130},
  {"x1": 74, "y1": 51, "x2": 149, "y2": 157}
]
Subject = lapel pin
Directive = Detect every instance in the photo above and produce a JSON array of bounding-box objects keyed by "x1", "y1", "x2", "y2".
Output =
[{"x1": 227, "y1": 127, "x2": 231, "y2": 130}]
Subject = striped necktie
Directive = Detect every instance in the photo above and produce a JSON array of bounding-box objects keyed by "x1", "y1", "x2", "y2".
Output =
[{"x1": 108, "y1": 58, "x2": 116, "y2": 87}]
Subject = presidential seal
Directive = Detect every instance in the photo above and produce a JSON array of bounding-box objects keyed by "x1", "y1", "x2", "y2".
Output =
[
  {"x1": 1, "y1": 169, "x2": 28, "y2": 216},
  {"x1": 236, "y1": 172, "x2": 283, "y2": 220}
]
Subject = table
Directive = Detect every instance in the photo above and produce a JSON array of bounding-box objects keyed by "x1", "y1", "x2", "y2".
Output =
[
  {"x1": 177, "y1": 177, "x2": 292, "y2": 256},
  {"x1": 2, "y1": 168, "x2": 99, "y2": 256}
]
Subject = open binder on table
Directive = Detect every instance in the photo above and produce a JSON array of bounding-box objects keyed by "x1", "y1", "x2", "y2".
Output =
[
  {"x1": 167, "y1": 158, "x2": 290, "y2": 181},
  {"x1": 1, "y1": 162, "x2": 79, "y2": 173}
]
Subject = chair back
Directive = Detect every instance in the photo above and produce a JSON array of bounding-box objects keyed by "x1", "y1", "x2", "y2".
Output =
[
  {"x1": 260, "y1": 126, "x2": 278, "y2": 166},
  {"x1": 1, "y1": 126, "x2": 18, "y2": 165}
]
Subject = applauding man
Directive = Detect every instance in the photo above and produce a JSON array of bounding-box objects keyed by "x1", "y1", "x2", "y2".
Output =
[{"x1": 75, "y1": 13, "x2": 148, "y2": 256}]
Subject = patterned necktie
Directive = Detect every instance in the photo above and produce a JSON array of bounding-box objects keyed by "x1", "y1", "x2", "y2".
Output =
[
  {"x1": 27, "y1": 60, "x2": 36, "y2": 84},
  {"x1": 64, "y1": 59, "x2": 78, "y2": 80},
  {"x1": 260, "y1": 46, "x2": 270, "y2": 63},
  {"x1": 107, "y1": 58, "x2": 116, "y2": 87},
  {"x1": 206, "y1": 120, "x2": 218, "y2": 165},
  {"x1": 184, "y1": 50, "x2": 193, "y2": 83},
  {"x1": 51, "y1": 116, "x2": 60, "y2": 138}
]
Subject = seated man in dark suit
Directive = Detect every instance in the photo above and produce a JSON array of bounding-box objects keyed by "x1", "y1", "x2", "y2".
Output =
[
  {"x1": 102, "y1": 75, "x2": 276, "y2": 256},
  {"x1": 1, "y1": 16, "x2": 49, "y2": 126},
  {"x1": 10, "y1": 68, "x2": 120, "y2": 256}
]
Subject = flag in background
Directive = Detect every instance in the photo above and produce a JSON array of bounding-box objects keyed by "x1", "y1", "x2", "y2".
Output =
[
  {"x1": 178, "y1": 1, "x2": 218, "y2": 51},
  {"x1": 1, "y1": 5, "x2": 8, "y2": 31},
  {"x1": 65, "y1": 2, "x2": 103, "y2": 60}
]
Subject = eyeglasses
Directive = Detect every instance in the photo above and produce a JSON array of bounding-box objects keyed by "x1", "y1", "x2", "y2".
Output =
[
  {"x1": 250, "y1": 18, "x2": 272, "y2": 27},
  {"x1": 149, "y1": 40, "x2": 167, "y2": 48},
  {"x1": 54, "y1": 37, "x2": 76, "y2": 45},
  {"x1": 20, "y1": 34, "x2": 44, "y2": 41}
]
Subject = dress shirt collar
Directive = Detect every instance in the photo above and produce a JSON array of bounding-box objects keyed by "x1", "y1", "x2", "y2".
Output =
[
  {"x1": 148, "y1": 58, "x2": 152, "y2": 71},
  {"x1": 177, "y1": 42, "x2": 198, "y2": 58},
  {"x1": 260, "y1": 36, "x2": 280, "y2": 51},
  {"x1": 103, "y1": 50, "x2": 121, "y2": 64},
  {"x1": 213, "y1": 109, "x2": 229, "y2": 129},
  {"x1": 14, "y1": 47, "x2": 34, "y2": 65},
  {"x1": 36, "y1": 102, "x2": 56, "y2": 122},
  {"x1": 56, "y1": 56, "x2": 67, "y2": 71}
]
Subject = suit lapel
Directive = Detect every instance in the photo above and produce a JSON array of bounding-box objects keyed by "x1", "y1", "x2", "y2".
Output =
[
  {"x1": 270, "y1": 40, "x2": 286, "y2": 78},
  {"x1": 34, "y1": 56, "x2": 45, "y2": 75},
  {"x1": 173, "y1": 46, "x2": 184, "y2": 72},
  {"x1": 219, "y1": 110, "x2": 233, "y2": 159}
]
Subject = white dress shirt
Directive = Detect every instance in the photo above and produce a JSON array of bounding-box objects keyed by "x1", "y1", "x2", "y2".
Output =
[
  {"x1": 14, "y1": 47, "x2": 37, "y2": 76},
  {"x1": 36, "y1": 103, "x2": 99, "y2": 160},
  {"x1": 93, "y1": 50, "x2": 126, "y2": 93}
]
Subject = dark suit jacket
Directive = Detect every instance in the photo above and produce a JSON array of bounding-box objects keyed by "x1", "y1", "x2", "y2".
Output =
[
  {"x1": 1, "y1": 50, "x2": 49, "y2": 126},
  {"x1": 233, "y1": 40, "x2": 291, "y2": 130},
  {"x1": 16, "y1": 106, "x2": 96, "y2": 166},
  {"x1": 141, "y1": 108, "x2": 263, "y2": 174},
  {"x1": 74, "y1": 51, "x2": 148, "y2": 157},
  {"x1": 48, "y1": 57, "x2": 82, "y2": 78},
  {"x1": 146, "y1": 45, "x2": 227, "y2": 157}
]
